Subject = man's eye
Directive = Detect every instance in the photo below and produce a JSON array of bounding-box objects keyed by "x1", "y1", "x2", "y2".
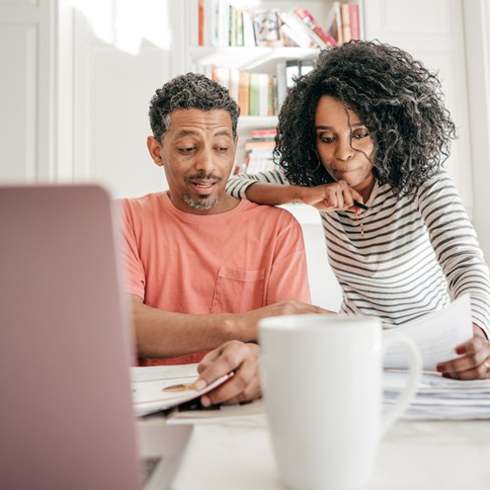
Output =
[
  {"x1": 179, "y1": 147, "x2": 195, "y2": 153},
  {"x1": 216, "y1": 147, "x2": 228, "y2": 152}
]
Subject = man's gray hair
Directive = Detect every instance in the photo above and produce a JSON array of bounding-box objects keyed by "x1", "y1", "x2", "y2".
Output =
[{"x1": 149, "y1": 72, "x2": 240, "y2": 142}]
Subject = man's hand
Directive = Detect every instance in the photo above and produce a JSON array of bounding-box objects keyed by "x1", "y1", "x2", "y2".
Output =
[
  {"x1": 195, "y1": 341, "x2": 261, "y2": 406},
  {"x1": 235, "y1": 300, "x2": 336, "y2": 342},
  {"x1": 437, "y1": 324, "x2": 490, "y2": 380},
  {"x1": 298, "y1": 181, "x2": 365, "y2": 214}
]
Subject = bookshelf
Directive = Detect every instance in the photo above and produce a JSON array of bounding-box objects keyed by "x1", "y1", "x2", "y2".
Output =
[{"x1": 187, "y1": 0, "x2": 363, "y2": 206}]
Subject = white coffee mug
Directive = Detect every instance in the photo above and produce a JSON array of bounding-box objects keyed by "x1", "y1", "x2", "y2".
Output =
[{"x1": 259, "y1": 314, "x2": 421, "y2": 490}]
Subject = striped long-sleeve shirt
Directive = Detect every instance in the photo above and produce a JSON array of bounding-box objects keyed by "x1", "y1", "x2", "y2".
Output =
[{"x1": 227, "y1": 169, "x2": 490, "y2": 337}]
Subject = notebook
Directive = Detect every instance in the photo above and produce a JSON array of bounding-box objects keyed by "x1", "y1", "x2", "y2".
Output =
[{"x1": 0, "y1": 184, "x2": 192, "y2": 490}]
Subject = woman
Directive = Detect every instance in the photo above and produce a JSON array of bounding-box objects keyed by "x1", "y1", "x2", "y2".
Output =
[{"x1": 227, "y1": 40, "x2": 490, "y2": 380}]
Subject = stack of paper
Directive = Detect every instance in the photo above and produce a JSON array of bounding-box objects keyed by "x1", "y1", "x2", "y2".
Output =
[{"x1": 384, "y1": 370, "x2": 490, "y2": 420}]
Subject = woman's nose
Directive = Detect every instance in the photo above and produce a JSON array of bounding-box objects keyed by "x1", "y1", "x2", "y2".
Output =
[{"x1": 334, "y1": 138, "x2": 355, "y2": 161}]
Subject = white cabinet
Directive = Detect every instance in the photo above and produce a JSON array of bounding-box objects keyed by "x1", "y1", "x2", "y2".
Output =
[{"x1": 0, "y1": 0, "x2": 57, "y2": 183}]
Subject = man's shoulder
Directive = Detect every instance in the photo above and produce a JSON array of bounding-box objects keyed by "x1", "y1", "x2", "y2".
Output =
[
  {"x1": 240, "y1": 200, "x2": 299, "y2": 223},
  {"x1": 119, "y1": 192, "x2": 166, "y2": 214}
]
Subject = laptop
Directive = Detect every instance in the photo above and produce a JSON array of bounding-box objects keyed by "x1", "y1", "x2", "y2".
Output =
[{"x1": 0, "y1": 184, "x2": 192, "y2": 490}]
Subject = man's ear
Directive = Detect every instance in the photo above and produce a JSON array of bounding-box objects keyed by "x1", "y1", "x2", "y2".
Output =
[{"x1": 147, "y1": 136, "x2": 163, "y2": 167}]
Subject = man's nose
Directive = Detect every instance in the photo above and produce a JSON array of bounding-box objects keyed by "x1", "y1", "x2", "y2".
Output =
[{"x1": 195, "y1": 147, "x2": 215, "y2": 173}]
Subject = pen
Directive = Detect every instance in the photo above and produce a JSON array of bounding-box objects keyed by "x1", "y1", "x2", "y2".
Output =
[{"x1": 327, "y1": 174, "x2": 369, "y2": 210}]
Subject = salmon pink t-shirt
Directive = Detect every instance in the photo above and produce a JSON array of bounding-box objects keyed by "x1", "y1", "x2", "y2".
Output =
[{"x1": 120, "y1": 192, "x2": 310, "y2": 365}]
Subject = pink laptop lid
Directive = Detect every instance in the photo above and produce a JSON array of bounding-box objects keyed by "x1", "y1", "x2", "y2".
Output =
[{"x1": 0, "y1": 184, "x2": 143, "y2": 489}]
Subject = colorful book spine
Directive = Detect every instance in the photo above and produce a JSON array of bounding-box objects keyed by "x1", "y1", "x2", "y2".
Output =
[
  {"x1": 292, "y1": 7, "x2": 329, "y2": 48},
  {"x1": 340, "y1": 3, "x2": 351, "y2": 44},
  {"x1": 349, "y1": 3, "x2": 360, "y2": 41}
]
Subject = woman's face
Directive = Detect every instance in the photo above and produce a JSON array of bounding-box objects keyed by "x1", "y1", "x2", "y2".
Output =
[{"x1": 315, "y1": 95, "x2": 375, "y2": 200}]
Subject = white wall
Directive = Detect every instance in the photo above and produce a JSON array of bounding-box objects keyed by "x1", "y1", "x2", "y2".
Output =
[
  {"x1": 364, "y1": 0, "x2": 473, "y2": 215},
  {"x1": 464, "y1": 0, "x2": 490, "y2": 263},
  {"x1": 0, "y1": 0, "x2": 55, "y2": 183}
]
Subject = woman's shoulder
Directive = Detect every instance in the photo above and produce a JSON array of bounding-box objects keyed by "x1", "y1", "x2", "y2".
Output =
[{"x1": 417, "y1": 168, "x2": 457, "y2": 198}]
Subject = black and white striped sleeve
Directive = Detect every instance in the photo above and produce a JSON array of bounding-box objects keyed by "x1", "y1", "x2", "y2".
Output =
[
  {"x1": 226, "y1": 168, "x2": 290, "y2": 199},
  {"x1": 417, "y1": 171, "x2": 490, "y2": 336}
]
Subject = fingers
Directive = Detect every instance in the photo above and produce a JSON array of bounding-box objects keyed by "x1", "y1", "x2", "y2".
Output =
[
  {"x1": 303, "y1": 182, "x2": 365, "y2": 212},
  {"x1": 437, "y1": 333, "x2": 490, "y2": 380},
  {"x1": 196, "y1": 341, "x2": 261, "y2": 406},
  {"x1": 202, "y1": 357, "x2": 260, "y2": 406}
]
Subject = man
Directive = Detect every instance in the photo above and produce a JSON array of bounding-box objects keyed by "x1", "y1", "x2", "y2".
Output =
[{"x1": 120, "y1": 73, "x2": 324, "y2": 404}]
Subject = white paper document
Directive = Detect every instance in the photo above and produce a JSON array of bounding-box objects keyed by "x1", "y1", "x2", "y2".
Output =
[
  {"x1": 383, "y1": 295, "x2": 474, "y2": 371},
  {"x1": 166, "y1": 399, "x2": 266, "y2": 425},
  {"x1": 384, "y1": 370, "x2": 490, "y2": 420},
  {"x1": 131, "y1": 364, "x2": 232, "y2": 417}
]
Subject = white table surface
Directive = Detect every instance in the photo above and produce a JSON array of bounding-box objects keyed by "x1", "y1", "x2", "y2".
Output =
[{"x1": 169, "y1": 413, "x2": 490, "y2": 490}]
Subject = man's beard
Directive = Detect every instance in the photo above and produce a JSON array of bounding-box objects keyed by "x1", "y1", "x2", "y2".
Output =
[
  {"x1": 183, "y1": 172, "x2": 222, "y2": 210},
  {"x1": 183, "y1": 193, "x2": 220, "y2": 210}
]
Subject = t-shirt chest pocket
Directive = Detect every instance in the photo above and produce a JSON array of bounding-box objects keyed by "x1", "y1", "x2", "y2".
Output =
[{"x1": 210, "y1": 267, "x2": 266, "y2": 313}]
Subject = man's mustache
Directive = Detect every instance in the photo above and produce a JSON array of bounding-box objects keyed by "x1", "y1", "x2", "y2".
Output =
[{"x1": 185, "y1": 172, "x2": 222, "y2": 182}]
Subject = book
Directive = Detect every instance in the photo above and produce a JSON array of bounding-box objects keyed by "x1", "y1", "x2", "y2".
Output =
[
  {"x1": 340, "y1": 3, "x2": 352, "y2": 43},
  {"x1": 238, "y1": 71, "x2": 250, "y2": 116},
  {"x1": 234, "y1": 8, "x2": 244, "y2": 47},
  {"x1": 349, "y1": 3, "x2": 360, "y2": 40},
  {"x1": 253, "y1": 9, "x2": 283, "y2": 47},
  {"x1": 250, "y1": 128, "x2": 277, "y2": 139},
  {"x1": 279, "y1": 11, "x2": 320, "y2": 48},
  {"x1": 257, "y1": 73, "x2": 270, "y2": 117},
  {"x1": 326, "y1": 1, "x2": 343, "y2": 45},
  {"x1": 248, "y1": 72, "x2": 261, "y2": 116},
  {"x1": 211, "y1": 66, "x2": 230, "y2": 90},
  {"x1": 217, "y1": 0, "x2": 230, "y2": 46},
  {"x1": 198, "y1": 0, "x2": 204, "y2": 46},
  {"x1": 279, "y1": 22, "x2": 313, "y2": 48},
  {"x1": 131, "y1": 364, "x2": 233, "y2": 417},
  {"x1": 296, "y1": 6, "x2": 337, "y2": 47},
  {"x1": 229, "y1": 67, "x2": 240, "y2": 103},
  {"x1": 242, "y1": 9, "x2": 256, "y2": 47},
  {"x1": 291, "y1": 6, "x2": 329, "y2": 48}
]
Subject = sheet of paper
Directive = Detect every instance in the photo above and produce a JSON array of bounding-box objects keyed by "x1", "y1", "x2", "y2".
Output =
[
  {"x1": 166, "y1": 399, "x2": 266, "y2": 425},
  {"x1": 383, "y1": 295, "x2": 474, "y2": 371},
  {"x1": 383, "y1": 369, "x2": 490, "y2": 420},
  {"x1": 131, "y1": 364, "x2": 232, "y2": 417}
]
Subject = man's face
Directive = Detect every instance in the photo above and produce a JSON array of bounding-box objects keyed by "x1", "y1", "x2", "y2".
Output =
[{"x1": 148, "y1": 108, "x2": 237, "y2": 215}]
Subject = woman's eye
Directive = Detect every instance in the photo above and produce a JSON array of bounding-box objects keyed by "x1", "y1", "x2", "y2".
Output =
[
  {"x1": 353, "y1": 132, "x2": 370, "y2": 140},
  {"x1": 318, "y1": 135, "x2": 335, "y2": 143}
]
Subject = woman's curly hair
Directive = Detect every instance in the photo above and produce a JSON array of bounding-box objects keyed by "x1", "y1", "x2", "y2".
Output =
[
  {"x1": 149, "y1": 72, "x2": 240, "y2": 143},
  {"x1": 275, "y1": 40, "x2": 456, "y2": 196}
]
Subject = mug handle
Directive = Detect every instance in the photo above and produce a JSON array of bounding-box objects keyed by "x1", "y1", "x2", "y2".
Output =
[{"x1": 380, "y1": 334, "x2": 422, "y2": 436}]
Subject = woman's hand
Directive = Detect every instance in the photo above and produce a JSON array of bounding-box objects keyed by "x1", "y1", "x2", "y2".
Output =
[
  {"x1": 298, "y1": 181, "x2": 365, "y2": 214},
  {"x1": 436, "y1": 324, "x2": 490, "y2": 379}
]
